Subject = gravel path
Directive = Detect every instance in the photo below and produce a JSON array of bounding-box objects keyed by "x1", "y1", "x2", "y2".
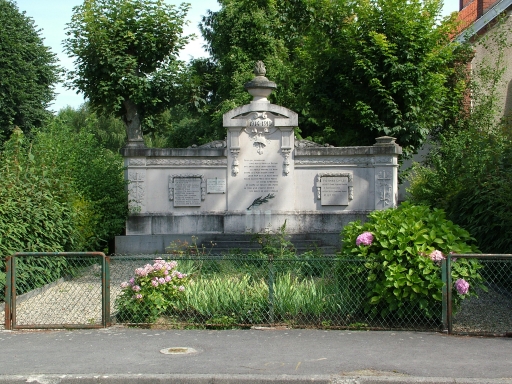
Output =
[
  {"x1": 452, "y1": 284, "x2": 512, "y2": 334},
  {"x1": 0, "y1": 259, "x2": 140, "y2": 329}
]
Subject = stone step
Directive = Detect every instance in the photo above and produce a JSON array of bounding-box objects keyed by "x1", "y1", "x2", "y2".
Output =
[{"x1": 198, "y1": 239, "x2": 339, "y2": 256}]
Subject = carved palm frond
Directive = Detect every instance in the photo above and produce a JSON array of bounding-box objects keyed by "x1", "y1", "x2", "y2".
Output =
[{"x1": 247, "y1": 193, "x2": 275, "y2": 210}]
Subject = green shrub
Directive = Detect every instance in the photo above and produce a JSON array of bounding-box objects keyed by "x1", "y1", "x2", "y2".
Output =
[
  {"x1": 407, "y1": 129, "x2": 512, "y2": 253},
  {"x1": 0, "y1": 128, "x2": 78, "y2": 300},
  {"x1": 339, "y1": 203, "x2": 484, "y2": 320},
  {"x1": 115, "y1": 258, "x2": 190, "y2": 323},
  {"x1": 407, "y1": 18, "x2": 512, "y2": 254},
  {"x1": 32, "y1": 117, "x2": 128, "y2": 252}
]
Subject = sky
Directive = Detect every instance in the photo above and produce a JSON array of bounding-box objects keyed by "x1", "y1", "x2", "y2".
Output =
[{"x1": 14, "y1": 0, "x2": 460, "y2": 112}]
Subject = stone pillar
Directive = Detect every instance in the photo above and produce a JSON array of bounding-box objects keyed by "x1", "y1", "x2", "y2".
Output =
[{"x1": 373, "y1": 136, "x2": 401, "y2": 209}]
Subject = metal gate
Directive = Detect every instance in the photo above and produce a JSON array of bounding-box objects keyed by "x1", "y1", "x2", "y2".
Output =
[{"x1": 4, "y1": 252, "x2": 110, "y2": 330}]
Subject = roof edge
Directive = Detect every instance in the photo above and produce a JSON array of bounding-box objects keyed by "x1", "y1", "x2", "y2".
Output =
[{"x1": 455, "y1": 0, "x2": 512, "y2": 42}]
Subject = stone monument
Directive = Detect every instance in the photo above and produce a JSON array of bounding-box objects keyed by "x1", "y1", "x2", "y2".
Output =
[{"x1": 115, "y1": 61, "x2": 402, "y2": 253}]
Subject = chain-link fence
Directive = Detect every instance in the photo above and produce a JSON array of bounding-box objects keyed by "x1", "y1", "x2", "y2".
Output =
[
  {"x1": 447, "y1": 254, "x2": 512, "y2": 336},
  {"x1": 3, "y1": 253, "x2": 511, "y2": 334},
  {"x1": 108, "y1": 254, "x2": 443, "y2": 331}
]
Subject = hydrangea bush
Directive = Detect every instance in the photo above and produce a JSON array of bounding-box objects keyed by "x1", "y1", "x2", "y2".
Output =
[
  {"x1": 116, "y1": 258, "x2": 189, "y2": 323},
  {"x1": 339, "y1": 202, "x2": 485, "y2": 320}
]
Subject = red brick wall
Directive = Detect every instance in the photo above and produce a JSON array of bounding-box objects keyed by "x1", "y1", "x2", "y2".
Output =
[
  {"x1": 482, "y1": 0, "x2": 498, "y2": 14},
  {"x1": 458, "y1": 0, "x2": 500, "y2": 33},
  {"x1": 458, "y1": 1, "x2": 478, "y2": 31}
]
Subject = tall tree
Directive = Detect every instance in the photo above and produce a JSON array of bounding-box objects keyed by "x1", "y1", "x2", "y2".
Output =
[
  {"x1": 198, "y1": 0, "x2": 466, "y2": 155},
  {"x1": 0, "y1": 0, "x2": 60, "y2": 144},
  {"x1": 298, "y1": 0, "x2": 464, "y2": 155},
  {"x1": 63, "y1": 0, "x2": 191, "y2": 147},
  {"x1": 199, "y1": 0, "x2": 310, "y2": 127}
]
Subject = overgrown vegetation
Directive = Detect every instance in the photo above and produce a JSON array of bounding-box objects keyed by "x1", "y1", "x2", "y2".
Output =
[
  {"x1": 33, "y1": 116, "x2": 128, "y2": 251},
  {"x1": 407, "y1": 18, "x2": 512, "y2": 253},
  {"x1": 0, "y1": 128, "x2": 76, "y2": 300},
  {"x1": 0, "y1": 117, "x2": 127, "y2": 301}
]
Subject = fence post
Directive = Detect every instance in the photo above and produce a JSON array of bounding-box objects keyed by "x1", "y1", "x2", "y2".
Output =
[
  {"x1": 11, "y1": 254, "x2": 17, "y2": 328},
  {"x1": 441, "y1": 258, "x2": 447, "y2": 332},
  {"x1": 4, "y1": 256, "x2": 12, "y2": 330},
  {"x1": 102, "y1": 254, "x2": 111, "y2": 327},
  {"x1": 446, "y1": 255, "x2": 453, "y2": 334},
  {"x1": 268, "y1": 255, "x2": 275, "y2": 325}
]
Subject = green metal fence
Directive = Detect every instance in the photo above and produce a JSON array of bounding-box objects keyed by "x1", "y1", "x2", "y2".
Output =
[
  {"x1": 3, "y1": 252, "x2": 109, "y2": 330},
  {"x1": 445, "y1": 254, "x2": 512, "y2": 337},
  {"x1": 3, "y1": 252, "x2": 511, "y2": 335}
]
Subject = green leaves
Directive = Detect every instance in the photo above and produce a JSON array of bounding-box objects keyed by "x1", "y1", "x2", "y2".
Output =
[
  {"x1": 0, "y1": 0, "x2": 61, "y2": 144},
  {"x1": 63, "y1": 0, "x2": 191, "y2": 135},
  {"x1": 339, "y1": 202, "x2": 482, "y2": 320},
  {"x1": 296, "y1": 0, "x2": 462, "y2": 154},
  {"x1": 407, "y1": 18, "x2": 512, "y2": 254}
]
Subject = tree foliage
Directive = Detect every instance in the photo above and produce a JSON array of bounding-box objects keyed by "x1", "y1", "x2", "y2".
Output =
[
  {"x1": 0, "y1": 0, "x2": 61, "y2": 144},
  {"x1": 63, "y1": 0, "x2": 191, "y2": 144},
  {"x1": 194, "y1": 0, "x2": 466, "y2": 155},
  {"x1": 407, "y1": 19, "x2": 512, "y2": 253},
  {"x1": 298, "y1": 0, "x2": 465, "y2": 155},
  {"x1": 57, "y1": 104, "x2": 127, "y2": 152},
  {"x1": 198, "y1": 0, "x2": 309, "y2": 138}
]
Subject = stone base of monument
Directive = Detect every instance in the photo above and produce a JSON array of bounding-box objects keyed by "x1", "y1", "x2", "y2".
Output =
[
  {"x1": 115, "y1": 232, "x2": 341, "y2": 255},
  {"x1": 115, "y1": 210, "x2": 371, "y2": 254}
]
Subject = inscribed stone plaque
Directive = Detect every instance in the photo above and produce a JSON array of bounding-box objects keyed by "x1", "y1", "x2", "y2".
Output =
[
  {"x1": 207, "y1": 178, "x2": 226, "y2": 194},
  {"x1": 321, "y1": 177, "x2": 349, "y2": 206},
  {"x1": 174, "y1": 177, "x2": 201, "y2": 207},
  {"x1": 243, "y1": 159, "x2": 279, "y2": 193}
]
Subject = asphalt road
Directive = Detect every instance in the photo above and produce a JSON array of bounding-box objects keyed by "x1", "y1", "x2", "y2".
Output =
[{"x1": 1, "y1": 328, "x2": 511, "y2": 383}]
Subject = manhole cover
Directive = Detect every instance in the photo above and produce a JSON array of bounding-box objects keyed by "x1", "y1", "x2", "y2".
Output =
[{"x1": 160, "y1": 347, "x2": 198, "y2": 355}]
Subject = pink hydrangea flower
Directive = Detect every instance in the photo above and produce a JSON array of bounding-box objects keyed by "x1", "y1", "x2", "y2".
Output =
[
  {"x1": 178, "y1": 286, "x2": 185, "y2": 292},
  {"x1": 134, "y1": 293, "x2": 143, "y2": 300},
  {"x1": 132, "y1": 285, "x2": 141, "y2": 292},
  {"x1": 120, "y1": 281, "x2": 129, "y2": 289},
  {"x1": 153, "y1": 263, "x2": 163, "y2": 271},
  {"x1": 455, "y1": 279, "x2": 469, "y2": 295},
  {"x1": 429, "y1": 250, "x2": 445, "y2": 262},
  {"x1": 165, "y1": 275, "x2": 171, "y2": 282},
  {"x1": 151, "y1": 280, "x2": 159, "y2": 287},
  {"x1": 356, "y1": 232, "x2": 374, "y2": 246},
  {"x1": 158, "y1": 278, "x2": 165, "y2": 284},
  {"x1": 167, "y1": 261, "x2": 177, "y2": 270}
]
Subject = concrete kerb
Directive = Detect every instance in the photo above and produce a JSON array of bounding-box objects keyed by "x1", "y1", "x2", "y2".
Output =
[{"x1": 1, "y1": 374, "x2": 512, "y2": 384}]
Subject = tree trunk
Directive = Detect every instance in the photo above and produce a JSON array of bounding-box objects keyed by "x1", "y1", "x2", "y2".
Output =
[{"x1": 122, "y1": 99, "x2": 145, "y2": 147}]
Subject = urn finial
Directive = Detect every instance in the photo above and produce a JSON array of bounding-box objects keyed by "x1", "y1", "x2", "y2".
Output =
[
  {"x1": 244, "y1": 61, "x2": 277, "y2": 103},
  {"x1": 254, "y1": 60, "x2": 266, "y2": 77}
]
